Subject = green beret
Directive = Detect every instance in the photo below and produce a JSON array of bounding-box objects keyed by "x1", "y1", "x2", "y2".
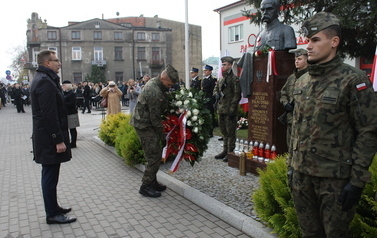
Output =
[
  {"x1": 165, "y1": 64, "x2": 179, "y2": 83},
  {"x1": 221, "y1": 56, "x2": 234, "y2": 63},
  {"x1": 288, "y1": 48, "x2": 308, "y2": 57},
  {"x1": 301, "y1": 12, "x2": 340, "y2": 38}
]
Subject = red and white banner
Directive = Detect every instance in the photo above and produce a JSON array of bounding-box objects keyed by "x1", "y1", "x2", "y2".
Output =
[{"x1": 371, "y1": 47, "x2": 377, "y2": 91}]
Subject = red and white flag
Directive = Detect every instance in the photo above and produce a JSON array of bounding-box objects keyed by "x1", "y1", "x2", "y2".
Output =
[{"x1": 371, "y1": 46, "x2": 377, "y2": 91}]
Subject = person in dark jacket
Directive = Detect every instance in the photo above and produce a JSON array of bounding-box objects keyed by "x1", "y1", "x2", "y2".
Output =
[
  {"x1": 62, "y1": 80, "x2": 80, "y2": 148},
  {"x1": 81, "y1": 81, "x2": 91, "y2": 114},
  {"x1": 13, "y1": 83, "x2": 25, "y2": 113},
  {"x1": 30, "y1": 49, "x2": 76, "y2": 224}
]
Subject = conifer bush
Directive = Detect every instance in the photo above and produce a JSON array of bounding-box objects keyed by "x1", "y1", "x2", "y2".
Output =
[
  {"x1": 98, "y1": 113, "x2": 144, "y2": 165},
  {"x1": 252, "y1": 154, "x2": 377, "y2": 238},
  {"x1": 98, "y1": 113, "x2": 128, "y2": 146}
]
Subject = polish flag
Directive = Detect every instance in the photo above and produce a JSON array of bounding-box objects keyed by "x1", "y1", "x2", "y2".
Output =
[{"x1": 371, "y1": 47, "x2": 377, "y2": 91}]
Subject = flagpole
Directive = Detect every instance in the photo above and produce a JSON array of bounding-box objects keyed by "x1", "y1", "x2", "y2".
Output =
[{"x1": 185, "y1": 0, "x2": 190, "y2": 89}]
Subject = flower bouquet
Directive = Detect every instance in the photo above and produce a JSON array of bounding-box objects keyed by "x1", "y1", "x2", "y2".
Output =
[
  {"x1": 162, "y1": 88, "x2": 212, "y2": 172},
  {"x1": 237, "y1": 117, "x2": 248, "y2": 130}
]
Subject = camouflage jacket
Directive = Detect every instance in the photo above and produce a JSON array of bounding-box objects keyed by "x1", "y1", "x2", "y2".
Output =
[
  {"x1": 280, "y1": 68, "x2": 308, "y2": 125},
  {"x1": 291, "y1": 55, "x2": 377, "y2": 188},
  {"x1": 213, "y1": 70, "x2": 241, "y2": 115},
  {"x1": 130, "y1": 76, "x2": 169, "y2": 133}
]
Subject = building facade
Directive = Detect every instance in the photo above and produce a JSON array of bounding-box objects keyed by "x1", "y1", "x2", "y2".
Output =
[{"x1": 25, "y1": 12, "x2": 202, "y2": 84}]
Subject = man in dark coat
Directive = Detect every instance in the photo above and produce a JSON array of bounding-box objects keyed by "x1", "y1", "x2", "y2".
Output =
[
  {"x1": 30, "y1": 49, "x2": 76, "y2": 224},
  {"x1": 81, "y1": 81, "x2": 91, "y2": 113},
  {"x1": 201, "y1": 65, "x2": 217, "y2": 136}
]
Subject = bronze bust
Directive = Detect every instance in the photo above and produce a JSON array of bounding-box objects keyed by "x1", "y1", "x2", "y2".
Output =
[{"x1": 255, "y1": 0, "x2": 297, "y2": 51}]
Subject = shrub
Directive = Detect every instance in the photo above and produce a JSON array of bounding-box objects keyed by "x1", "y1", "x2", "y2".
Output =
[
  {"x1": 98, "y1": 113, "x2": 128, "y2": 146},
  {"x1": 253, "y1": 154, "x2": 377, "y2": 238},
  {"x1": 98, "y1": 113, "x2": 145, "y2": 166}
]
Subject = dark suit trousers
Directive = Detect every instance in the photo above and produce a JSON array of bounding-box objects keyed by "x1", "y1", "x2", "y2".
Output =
[{"x1": 41, "y1": 163, "x2": 61, "y2": 218}]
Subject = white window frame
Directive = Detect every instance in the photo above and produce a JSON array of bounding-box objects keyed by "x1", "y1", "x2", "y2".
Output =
[
  {"x1": 72, "y1": 47, "x2": 82, "y2": 60},
  {"x1": 94, "y1": 47, "x2": 103, "y2": 61},
  {"x1": 228, "y1": 24, "x2": 243, "y2": 43}
]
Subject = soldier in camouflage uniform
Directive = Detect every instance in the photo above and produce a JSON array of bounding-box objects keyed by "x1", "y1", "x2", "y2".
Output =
[
  {"x1": 280, "y1": 48, "x2": 308, "y2": 151},
  {"x1": 290, "y1": 12, "x2": 377, "y2": 237},
  {"x1": 130, "y1": 64, "x2": 179, "y2": 198},
  {"x1": 213, "y1": 56, "x2": 241, "y2": 162}
]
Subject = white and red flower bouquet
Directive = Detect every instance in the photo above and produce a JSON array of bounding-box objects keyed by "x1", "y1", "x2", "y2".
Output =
[{"x1": 162, "y1": 88, "x2": 212, "y2": 172}]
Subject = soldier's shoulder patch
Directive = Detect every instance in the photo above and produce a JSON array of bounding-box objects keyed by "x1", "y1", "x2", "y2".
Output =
[{"x1": 356, "y1": 83, "x2": 367, "y2": 91}]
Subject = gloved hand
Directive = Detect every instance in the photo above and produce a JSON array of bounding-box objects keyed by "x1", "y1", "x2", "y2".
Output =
[
  {"x1": 229, "y1": 113, "x2": 236, "y2": 120},
  {"x1": 284, "y1": 102, "x2": 294, "y2": 112},
  {"x1": 338, "y1": 182, "x2": 363, "y2": 212}
]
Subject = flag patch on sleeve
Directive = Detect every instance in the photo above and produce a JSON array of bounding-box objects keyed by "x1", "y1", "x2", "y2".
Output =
[{"x1": 356, "y1": 83, "x2": 367, "y2": 91}]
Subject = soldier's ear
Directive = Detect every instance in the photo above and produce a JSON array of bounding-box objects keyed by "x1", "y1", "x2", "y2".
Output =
[{"x1": 331, "y1": 36, "x2": 340, "y2": 48}]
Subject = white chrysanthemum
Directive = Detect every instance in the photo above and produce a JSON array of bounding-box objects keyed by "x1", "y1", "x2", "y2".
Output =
[
  {"x1": 176, "y1": 101, "x2": 182, "y2": 106},
  {"x1": 188, "y1": 92, "x2": 193, "y2": 97},
  {"x1": 193, "y1": 109, "x2": 199, "y2": 116},
  {"x1": 192, "y1": 99, "x2": 197, "y2": 103},
  {"x1": 199, "y1": 118, "x2": 203, "y2": 125},
  {"x1": 180, "y1": 89, "x2": 185, "y2": 95},
  {"x1": 184, "y1": 100, "x2": 190, "y2": 105},
  {"x1": 192, "y1": 116, "x2": 198, "y2": 121},
  {"x1": 193, "y1": 127, "x2": 199, "y2": 133},
  {"x1": 179, "y1": 108, "x2": 184, "y2": 113},
  {"x1": 186, "y1": 110, "x2": 192, "y2": 117},
  {"x1": 187, "y1": 120, "x2": 192, "y2": 126},
  {"x1": 170, "y1": 109, "x2": 175, "y2": 113}
]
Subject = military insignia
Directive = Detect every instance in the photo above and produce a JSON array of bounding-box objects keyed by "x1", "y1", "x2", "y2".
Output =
[{"x1": 356, "y1": 83, "x2": 367, "y2": 91}]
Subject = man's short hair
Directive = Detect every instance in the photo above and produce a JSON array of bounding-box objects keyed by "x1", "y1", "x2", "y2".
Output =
[{"x1": 37, "y1": 49, "x2": 56, "y2": 65}]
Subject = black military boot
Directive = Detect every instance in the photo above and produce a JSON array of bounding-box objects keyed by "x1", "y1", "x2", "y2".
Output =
[
  {"x1": 152, "y1": 180, "x2": 167, "y2": 192},
  {"x1": 214, "y1": 150, "x2": 227, "y2": 159},
  {"x1": 139, "y1": 184, "x2": 161, "y2": 198}
]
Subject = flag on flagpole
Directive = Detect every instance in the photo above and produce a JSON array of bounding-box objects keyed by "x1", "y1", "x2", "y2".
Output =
[{"x1": 371, "y1": 46, "x2": 377, "y2": 91}]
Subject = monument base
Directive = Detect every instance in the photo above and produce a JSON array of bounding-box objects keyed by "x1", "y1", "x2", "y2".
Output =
[{"x1": 227, "y1": 153, "x2": 267, "y2": 175}]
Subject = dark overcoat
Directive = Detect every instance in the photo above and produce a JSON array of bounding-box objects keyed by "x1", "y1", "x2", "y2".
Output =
[{"x1": 30, "y1": 66, "x2": 71, "y2": 164}]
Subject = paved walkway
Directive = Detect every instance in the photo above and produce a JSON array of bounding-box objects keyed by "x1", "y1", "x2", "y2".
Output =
[{"x1": 0, "y1": 103, "x2": 271, "y2": 238}]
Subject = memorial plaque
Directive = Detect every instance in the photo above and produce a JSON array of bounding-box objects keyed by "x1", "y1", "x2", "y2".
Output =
[{"x1": 248, "y1": 51, "x2": 295, "y2": 155}]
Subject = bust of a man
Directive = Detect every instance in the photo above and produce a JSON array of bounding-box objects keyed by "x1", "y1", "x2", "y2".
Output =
[{"x1": 255, "y1": 0, "x2": 297, "y2": 51}]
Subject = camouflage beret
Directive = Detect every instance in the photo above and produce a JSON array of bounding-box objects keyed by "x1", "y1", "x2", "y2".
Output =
[
  {"x1": 288, "y1": 48, "x2": 308, "y2": 57},
  {"x1": 221, "y1": 56, "x2": 234, "y2": 63},
  {"x1": 165, "y1": 64, "x2": 179, "y2": 83},
  {"x1": 301, "y1": 12, "x2": 340, "y2": 38}
]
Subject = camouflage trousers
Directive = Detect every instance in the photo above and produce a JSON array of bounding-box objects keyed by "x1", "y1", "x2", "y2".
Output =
[
  {"x1": 135, "y1": 127, "x2": 163, "y2": 185},
  {"x1": 218, "y1": 114, "x2": 237, "y2": 152},
  {"x1": 292, "y1": 171, "x2": 355, "y2": 238}
]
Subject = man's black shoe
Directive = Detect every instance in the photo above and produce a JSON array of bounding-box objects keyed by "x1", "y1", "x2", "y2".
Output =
[
  {"x1": 214, "y1": 151, "x2": 227, "y2": 159},
  {"x1": 153, "y1": 180, "x2": 167, "y2": 192},
  {"x1": 218, "y1": 137, "x2": 223, "y2": 141},
  {"x1": 46, "y1": 214, "x2": 76, "y2": 224},
  {"x1": 57, "y1": 206, "x2": 71, "y2": 214},
  {"x1": 139, "y1": 185, "x2": 161, "y2": 198}
]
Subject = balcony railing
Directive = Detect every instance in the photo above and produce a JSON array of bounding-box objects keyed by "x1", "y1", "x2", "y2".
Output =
[{"x1": 149, "y1": 59, "x2": 164, "y2": 68}]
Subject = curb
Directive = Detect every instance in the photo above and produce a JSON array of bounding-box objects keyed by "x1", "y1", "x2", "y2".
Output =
[{"x1": 92, "y1": 136, "x2": 276, "y2": 238}]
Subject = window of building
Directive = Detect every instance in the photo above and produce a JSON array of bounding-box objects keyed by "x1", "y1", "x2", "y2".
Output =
[
  {"x1": 114, "y1": 32, "x2": 123, "y2": 40},
  {"x1": 47, "y1": 31, "x2": 57, "y2": 40},
  {"x1": 228, "y1": 24, "x2": 243, "y2": 42},
  {"x1": 94, "y1": 31, "x2": 102, "y2": 40},
  {"x1": 73, "y1": 72, "x2": 82, "y2": 84},
  {"x1": 72, "y1": 47, "x2": 82, "y2": 60},
  {"x1": 137, "y1": 47, "x2": 146, "y2": 60},
  {"x1": 114, "y1": 47, "x2": 123, "y2": 60},
  {"x1": 94, "y1": 47, "x2": 103, "y2": 61},
  {"x1": 152, "y1": 33, "x2": 160, "y2": 41},
  {"x1": 137, "y1": 32, "x2": 146, "y2": 41},
  {"x1": 115, "y1": 72, "x2": 123, "y2": 82},
  {"x1": 152, "y1": 47, "x2": 160, "y2": 61},
  {"x1": 72, "y1": 31, "x2": 81, "y2": 40}
]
